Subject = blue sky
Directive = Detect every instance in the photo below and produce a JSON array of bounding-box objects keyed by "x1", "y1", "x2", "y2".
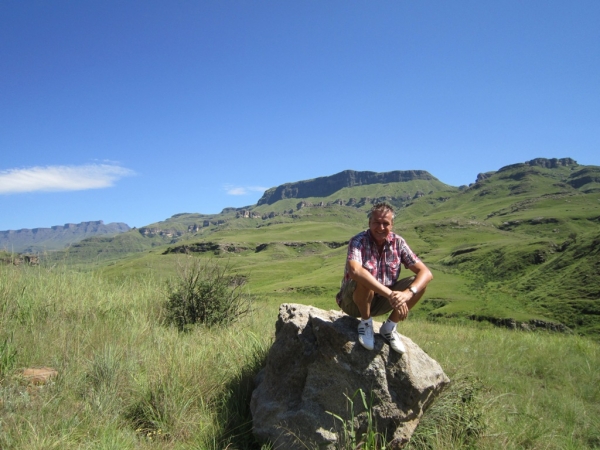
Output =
[{"x1": 1, "y1": 1, "x2": 598, "y2": 231}]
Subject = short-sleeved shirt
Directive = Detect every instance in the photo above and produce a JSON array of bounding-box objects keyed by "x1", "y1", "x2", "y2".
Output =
[{"x1": 335, "y1": 229, "x2": 420, "y2": 306}]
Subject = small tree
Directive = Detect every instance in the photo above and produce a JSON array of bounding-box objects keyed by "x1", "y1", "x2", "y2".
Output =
[{"x1": 164, "y1": 257, "x2": 251, "y2": 330}]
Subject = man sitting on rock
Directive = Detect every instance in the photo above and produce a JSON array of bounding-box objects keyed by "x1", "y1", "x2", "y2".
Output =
[{"x1": 336, "y1": 202, "x2": 433, "y2": 353}]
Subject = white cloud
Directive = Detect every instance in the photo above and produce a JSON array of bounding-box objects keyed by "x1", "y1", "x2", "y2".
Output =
[
  {"x1": 225, "y1": 185, "x2": 268, "y2": 196},
  {"x1": 227, "y1": 187, "x2": 249, "y2": 195},
  {"x1": 0, "y1": 164, "x2": 136, "y2": 194}
]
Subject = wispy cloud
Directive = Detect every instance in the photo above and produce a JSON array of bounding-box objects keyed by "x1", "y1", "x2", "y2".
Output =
[
  {"x1": 224, "y1": 185, "x2": 268, "y2": 196},
  {"x1": 0, "y1": 164, "x2": 135, "y2": 194}
]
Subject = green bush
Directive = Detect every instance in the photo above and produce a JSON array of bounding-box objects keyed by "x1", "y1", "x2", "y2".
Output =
[{"x1": 164, "y1": 257, "x2": 252, "y2": 330}]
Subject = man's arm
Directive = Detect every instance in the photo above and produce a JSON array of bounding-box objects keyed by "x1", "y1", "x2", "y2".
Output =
[
  {"x1": 406, "y1": 260, "x2": 433, "y2": 294},
  {"x1": 387, "y1": 261, "x2": 433, "y2": 318}
]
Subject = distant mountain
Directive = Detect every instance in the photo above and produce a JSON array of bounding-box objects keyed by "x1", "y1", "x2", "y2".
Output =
[
  {"x1": 257, "y1": 169, "x2": 447, "y2": 205},
  {"x1": 0, "y1": 220, "x2": 131, "y2": 253}
]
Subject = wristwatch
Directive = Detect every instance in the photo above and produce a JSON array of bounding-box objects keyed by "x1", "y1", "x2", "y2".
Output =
[{"x1": 408, "y1": 286, "x2": 418, "y2": 295}]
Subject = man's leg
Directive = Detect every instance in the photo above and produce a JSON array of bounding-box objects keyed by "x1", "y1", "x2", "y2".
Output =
[
  {"x1": 382, "y1": 277, "x2": 426, "y2": 354},
  {"x1": 339, "y1": 280, "x2": 376, "y2": 350},
  {"x1": 352, "y1": 281, "x2": 375, "y2": 320}
]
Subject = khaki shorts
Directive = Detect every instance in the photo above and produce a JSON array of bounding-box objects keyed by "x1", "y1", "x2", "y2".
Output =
[{"x1": 339, "y1": 276, "x2": 416, "y2": 318}]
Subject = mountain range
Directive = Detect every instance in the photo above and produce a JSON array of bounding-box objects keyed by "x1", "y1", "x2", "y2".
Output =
[
  {"x1": 0, "y1": 220, "x2": 130, "y2": 253},
  {"x1": 1, "y1": 168, "x2": 451, "y2": 253}
]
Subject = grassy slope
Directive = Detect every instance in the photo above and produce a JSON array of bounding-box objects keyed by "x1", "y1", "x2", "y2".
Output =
[
  {"x1": 391, "y1": 163, "x2": 600, "y2": 334},
  {"x1": 43, "y1": 162, "x2": 600, "y2": 337}
]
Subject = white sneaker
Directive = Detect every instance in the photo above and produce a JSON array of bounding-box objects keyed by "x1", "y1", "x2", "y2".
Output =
[
  {"x1": 382, "y1": 328, "x2": 406, "y2": 354},
  {"x1": 357, "y1": 321, "x2": 374, "y2": 350}
]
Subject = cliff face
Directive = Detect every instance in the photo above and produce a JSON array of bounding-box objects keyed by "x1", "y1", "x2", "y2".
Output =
[
  {"x1": 257, "y1": 169, "x2": 439, "y2": 205},
  {"x1": 497, "y1": 157, "x2": 578, "y2": 173},
  {"x1": 0, "y1": 220, "x2": 131, "y2": 253}
]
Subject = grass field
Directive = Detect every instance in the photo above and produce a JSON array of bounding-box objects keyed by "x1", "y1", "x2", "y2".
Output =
[{"x1": 1, "y1": 262, "x2": 599, "y2": 449}]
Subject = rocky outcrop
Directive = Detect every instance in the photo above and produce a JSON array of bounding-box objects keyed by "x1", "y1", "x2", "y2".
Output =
[
  {"x1": 473, "y1": 158, "x2": 582, "y2": 187},
  {"x1": 188, "y1": 224, "x2": 202, "y2": 233},
  {"x1": 0, "y1": 254, "x2": 40, "y2": 266},
  {"x1": 257, "y1": 170, "x2": 441, "y2": 205},
  {"x1": 468, "y1": 315, "x2": 571, "y2": 333},
  {"x1": 567, "y1": 167, "x2": 600, "y2": 190},
  {"x1": 251, "y1": 304, "x2": 450, "y2": 449},
  {"x1": 293, "y1": 195, "x2": 416, "y2": 211},
  {"x1": 163, "y1": 241, "x2": 348, "y2": 255},
  {"x1": 497, "y1": 157, "x2": 577, "y2": 174},
  {"x1": 476, "y1": 171, "x2": 496, "y2": 182},
  {"x1": 498, "y1": 217, "x2": 561, "y2": 231},
  {"x1": 138, "y1": 227, "x2": 183, "y2": 238},
  {"x1": 236, "y1": 209, "x2": 262, "y2": 219},
  {"x1": 163, "y1": 242, "x2": 249, "y2": 255},
  {"x1": 0, "y1": 221, "x2": 130, "y2": 253}
]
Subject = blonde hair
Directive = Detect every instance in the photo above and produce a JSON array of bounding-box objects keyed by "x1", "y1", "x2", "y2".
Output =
[{"x1": 368, "y1": 202, "x2": 395, "y2": 220}]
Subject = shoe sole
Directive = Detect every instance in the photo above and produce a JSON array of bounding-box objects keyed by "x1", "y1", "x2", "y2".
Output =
[
  {"x1": 358, "y1": 337, "x2": 374, "y2": 350},
  {"x1": 382, "y1": 334, "x2": 406, "y2": 354}
]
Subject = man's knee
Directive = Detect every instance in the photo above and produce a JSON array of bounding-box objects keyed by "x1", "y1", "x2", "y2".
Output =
[
  {"x1": 353, "y1": 282, "x2": 374, "y2": 304},
  {"x1": 391, "y1": 276, "x2": 416, "y2": 292}
]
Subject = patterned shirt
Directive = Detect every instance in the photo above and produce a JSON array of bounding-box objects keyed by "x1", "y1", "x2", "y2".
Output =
[{"x1": 336, "y1": 230, "x2": 420, "y2": 306}]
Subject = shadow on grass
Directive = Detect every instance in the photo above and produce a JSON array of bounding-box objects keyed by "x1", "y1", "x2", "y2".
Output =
[{"x1": 213, "y1": 339, "x2": 272, "y2": 450}]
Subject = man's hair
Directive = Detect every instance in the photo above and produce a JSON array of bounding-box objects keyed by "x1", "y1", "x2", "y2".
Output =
[{"x1": 368, "y1": 202, "x2": 395, "y2": 220}]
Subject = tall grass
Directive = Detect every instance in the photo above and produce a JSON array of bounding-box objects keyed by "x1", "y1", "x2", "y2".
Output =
[
  {"x1": 327, "y1": 389, "x2": 389, "y2": 449},
  {"x1": 0, "y1": 263, "x2": 272, "y2": 449},
  {"x1": 403, "y1": 320, "x2": 600, "y2": 449},
  {"x1": 1, "y1": 262, "x2": 599, "y2": 449}
]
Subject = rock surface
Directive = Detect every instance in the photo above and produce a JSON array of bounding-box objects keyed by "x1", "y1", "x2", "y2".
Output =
[
  {"x1": 251, "y1": 304, "x2": 450, "y2": 449},
  {"x1": 21, "y1": 367, "x2": 58, "y2": 385}
]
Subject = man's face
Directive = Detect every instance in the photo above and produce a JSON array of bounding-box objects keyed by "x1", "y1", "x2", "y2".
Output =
[{"x1": 368, "y1": 209, "x2": 394, "y2": 245}]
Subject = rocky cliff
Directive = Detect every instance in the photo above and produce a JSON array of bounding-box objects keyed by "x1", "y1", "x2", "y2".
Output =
[
  {"x1": 257, "y1": 169, "x2": 441, "y2": 205},
  {"x1": 0, "y1": 220, "x2": 131, "y2": 253}
]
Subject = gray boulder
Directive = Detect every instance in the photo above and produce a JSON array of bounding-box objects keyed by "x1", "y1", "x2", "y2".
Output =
[{"x1": 250, "y1": 303, "x2": 450, "y2": 449}]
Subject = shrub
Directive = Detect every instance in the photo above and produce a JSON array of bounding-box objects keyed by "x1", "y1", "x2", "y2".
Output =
[{"x1": 164, "y1": 257, "x2": 252, "y2": 330}]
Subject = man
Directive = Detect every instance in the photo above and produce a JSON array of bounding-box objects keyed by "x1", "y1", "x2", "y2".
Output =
[{"x1": 336, "y1": 202, "x2": 433, "y2": 353}]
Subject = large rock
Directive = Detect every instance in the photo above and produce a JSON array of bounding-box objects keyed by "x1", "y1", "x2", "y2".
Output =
[{"x1": 251, "y1": 304, "x2": 450, "y2": 449}]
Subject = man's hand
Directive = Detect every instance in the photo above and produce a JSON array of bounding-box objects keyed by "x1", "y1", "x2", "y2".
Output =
[{"x1": 388, "y1": 290, "x2": 411, "y2": 320}]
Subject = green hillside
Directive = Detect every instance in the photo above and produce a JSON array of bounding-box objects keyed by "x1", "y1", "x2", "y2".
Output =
[{"x1": 41, "y1": 158, "x2": 600, "y2": 336}]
